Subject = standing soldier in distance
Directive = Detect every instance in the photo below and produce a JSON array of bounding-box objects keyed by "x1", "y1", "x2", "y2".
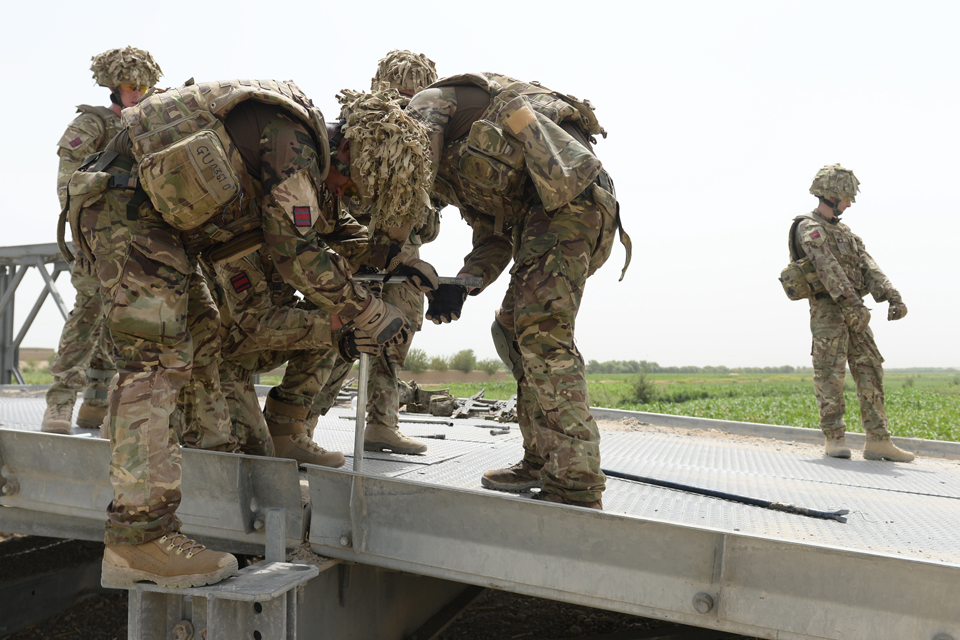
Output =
[
  {"x1": 792, "y1": 164, "x2": 914, "y2": 462},
  {"x1": 314, "y1": 50, "x2": 439, "y2": 455},
  {"x1": 403, "y1": 73, "x2": 631, "y2": 509},
  {"x1": 43, "y1": 47, "x2": 162, "y2": 434}
]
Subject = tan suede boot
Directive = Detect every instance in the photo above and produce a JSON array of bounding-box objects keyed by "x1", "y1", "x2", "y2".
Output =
[
  {"x1": 265, "y1": 392, "x2": 345, "y2": 468},
  {"x1": 863, "y1": 438, "x2": 915, "y2": 462},
  {"x1": 824, "y1": 436, "x2": 851, "y2": 459},
  {"x1": 102, "y1": 532, "x2": 238, "y2": 588},
  {"x1": 41, "y1": 402, "x2": 74, "y2": 434},
  {"x1": 481, "y1": 459, "x2": 544, "y2": 492},
  {"x1": 363, "y1": 423, "x2": 427, "y2": 454},
  {"x1": 77, "y1": 403, "x2": 108, "y2": 429}
]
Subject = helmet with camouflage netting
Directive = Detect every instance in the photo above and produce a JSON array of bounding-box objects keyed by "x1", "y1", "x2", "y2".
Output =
[
  {"x1": 809, "y1": 163, "x2": 860, "y2": 203},
  {"x1": 371, "y1": 50, "x2": 437, "y2": 100},
  {"x1": 90, "y1": 46, "x2": 163, "y2": 89},
  {"x1": 336, "y1": 88, "x2": 432, "y2": 241}
]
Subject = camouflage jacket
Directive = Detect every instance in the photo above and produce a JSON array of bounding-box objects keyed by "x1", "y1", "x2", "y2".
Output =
[
  {"x1": 56, "y1": 105, "x2": 121, "y2": 209},
  {"x1": 795, "y1": 210, "x2": 895, "y2": 306},
  {"x1": 406, "y1": 73, "x2": 608, "y2": 290}
]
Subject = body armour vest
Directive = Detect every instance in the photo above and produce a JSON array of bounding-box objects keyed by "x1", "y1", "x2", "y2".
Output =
[
  {"x1": 76, "y1": 105, "x2": 123, "y2": 148},
  {"x1": 429, "y1": 73, "x2": 605, "y2": 232},
  {"x1": 123, "y1": 79, "x2": 329, "y2": 257},
  {"x1": 793, "y1": 214, "x2": 867, "y2": 295}
]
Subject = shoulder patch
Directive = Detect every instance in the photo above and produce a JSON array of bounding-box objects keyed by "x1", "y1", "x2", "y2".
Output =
[
  {"x1": 809, "y1": 230, "x2": 821, "y2": 239},
  {"x1": 230, "y1": 272, "x2": 252, "y2": 293},
  {"x1": 273, "y1": 165, "x2": 321, "y2": 235}
]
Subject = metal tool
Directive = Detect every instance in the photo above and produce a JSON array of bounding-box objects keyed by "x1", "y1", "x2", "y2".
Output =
[{"x1": 353, "y1": 274, "x2": 483, "y2": 288}]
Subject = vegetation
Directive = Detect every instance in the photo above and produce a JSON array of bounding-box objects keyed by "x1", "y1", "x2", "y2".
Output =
[
  {"x1": 403, "y1": 348, "x2": 429, "y2": 373},
  {"x1": 449, "y1": 349, "x2": 477, "y2": 373}
]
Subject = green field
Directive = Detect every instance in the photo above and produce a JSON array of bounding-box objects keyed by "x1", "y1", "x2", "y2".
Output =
[{"x1": 422, "y1": 372, "x2": 960, "y2": 443}]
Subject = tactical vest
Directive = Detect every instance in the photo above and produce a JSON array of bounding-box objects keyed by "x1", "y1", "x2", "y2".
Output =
[
  {"x1": 429, "y1": 73, "x2": 605, "y2": 233},
  {"x1": 782, "y1": 213, "x2": 866, "y2": 300},
  {"x1": 76, "y1": 104, "x2": 123, "y2": 148},
  {"x1": 123, "y1": 79, "x2": 330, "y2": 260}
]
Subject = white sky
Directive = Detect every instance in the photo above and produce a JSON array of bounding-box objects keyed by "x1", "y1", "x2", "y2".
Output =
[{"x1": 1, "y1": 0, "x2": 957, "y2": 368}]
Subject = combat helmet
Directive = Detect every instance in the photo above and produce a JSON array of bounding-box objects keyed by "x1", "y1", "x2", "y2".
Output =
[
  {"x1": 371, "y1": 50, "x2": 437, "y2": 102},
  {"x1": 810, "y1": 164, "x2": 860, "y2": 216},
  {"x1": 335, "y1": 88, "x2": 432, "y2": 242},
  {"x1": 90, "y1": 46, "x2": 163, "y2": 103}
]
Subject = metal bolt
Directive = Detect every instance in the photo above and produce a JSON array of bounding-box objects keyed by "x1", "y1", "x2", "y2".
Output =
[
  {"x1": 253, "y1": 517, "x2": 264, "y2": 531},
  {"x1": 173, "y1": 620, "x2": 194, "y2": 640},
  {"x1": 1, "y1": 481, "x2": 18, "y2": 497},
  {"x1": 339, "y1": 534, "x2": 351, "y2": 547},
  {"x1": 693, "y1": 592, "x2": 714, "y2": 614}
]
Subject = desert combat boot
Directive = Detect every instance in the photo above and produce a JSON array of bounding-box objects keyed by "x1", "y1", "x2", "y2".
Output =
[
  {"x1": 102, "y1": 532, "x2": 238, "y2": 588},
  {"x1": 76, "y1": 403, "x2": 108, "y2": 429},
  {"x1": 863, "y1": 438, "x2": 915, "y2": 462},
  {"x1": 264, "y1": 391, "x2": 345, "y2": 467},
  {"x1": 532, "y1": 491, "x2": 603, "y2": 510},
  {"x1": 481, "y1": 459, "x2": 544, "y2": 492},
  {"x1": 824, "y1": 436, "x2": 852, "y2": 459},
  {"x1": 363, "y1": 423, "x2": 427, "y2": 454},
  {"x1": 41, "y1": 402, "x2": 74, "y2": 434}
]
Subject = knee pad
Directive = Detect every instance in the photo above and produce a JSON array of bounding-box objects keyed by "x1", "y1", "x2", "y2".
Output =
[{"x1": 491, "y1": 315, "x2": 524, "y2": 381}]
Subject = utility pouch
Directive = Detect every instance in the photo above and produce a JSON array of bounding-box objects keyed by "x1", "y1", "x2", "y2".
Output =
[
  {"x1": 458, "y1": 120, "x2": 527, "y2": 193},
  {"x1": 497, "y1": 97, "x2": 601, "y2": 211},
  {"x1": 64, "y1": 166, "x2": 114, "y2": 264},
  {"x1": 138, "y1": 120, "x2": 241, "y2": 231},
  {"x1": 779, "y1": 257, "x2": 825, "y2": 301}
]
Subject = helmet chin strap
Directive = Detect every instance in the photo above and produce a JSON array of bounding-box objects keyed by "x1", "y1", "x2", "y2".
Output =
[
  {"x1": 820, "y1": 197, "x2": 843, "y2": 223},
  {"x1": 109, "y1": 88, "x2": 122, "y2": 106}
]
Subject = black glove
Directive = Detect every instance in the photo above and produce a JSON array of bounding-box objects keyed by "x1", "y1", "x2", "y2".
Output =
[
  {"x1": 386, "y1": 244, "x2": 439, "y2": 293},
  {"x1": 335, "y1": 329, "x2": 379, "y2": 362},
  {"x1": 425, "y1": 284, "x2": 467, "y2": 324}
]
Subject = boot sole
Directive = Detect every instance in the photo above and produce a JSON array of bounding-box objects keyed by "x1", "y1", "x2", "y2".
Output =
[
  {"x1": 41, "y1": 423, "x2": 72, "y2": 434},
  {"x1": 480, "y1": 476, "x2": 542, "y2": 492},
  {"x1": 364, "y1": 442, "x2": 427, "y2": 455},
  {"x1": 76, "y1": 418, "x2": 105, "y2": 428},
  {"x1": 101, "y1": 556, "x2": 238, "y2": 589},
  {"x1": 863, "y1": 450, "x2": 914, "y2": 462}
]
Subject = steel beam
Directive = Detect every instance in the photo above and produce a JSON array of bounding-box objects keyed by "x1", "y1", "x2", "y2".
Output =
[{"x1": 305, "y1": 466, "x2": 960, "y2": 640}]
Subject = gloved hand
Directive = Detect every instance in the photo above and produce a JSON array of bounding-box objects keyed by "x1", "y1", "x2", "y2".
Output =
[
  {"x1": 841, "y1": 304, "x2": 871, "y2": 333},
  {"x1": 425, "y1": 284, "x2": 467, "y2": 324},
  {"x1": 335, "y1": 329, "x2": 379, "y2": 362},
  {"x1": 349, "y1": 296, "x2": 412, "y2": 347},
  {"x1": 888, "y1": 299, "x2": 908, "y2": 321},
  {"x1": 386, "y1": 244, "x2": 439, "y2": 293}
]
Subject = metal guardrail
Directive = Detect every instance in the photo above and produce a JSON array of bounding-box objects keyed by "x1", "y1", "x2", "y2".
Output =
[{"x1": 0, "y1": 243, "x2": 72, "y2": 384}]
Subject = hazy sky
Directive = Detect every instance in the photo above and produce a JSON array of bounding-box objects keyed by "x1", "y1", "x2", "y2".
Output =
[{"x1": 1, "y1": 0, "x2": 957, "y2": 368}]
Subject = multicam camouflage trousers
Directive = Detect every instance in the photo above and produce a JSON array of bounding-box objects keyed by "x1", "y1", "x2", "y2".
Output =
[
  {"x1": 45, "y1": 257, "x2": 115, "y2": 408},
  {"x1": 496, "y1": 187, "x2": 615, "y2": 503},
  {"x1": 79, "y1": 188, "x2": 238, "y2": 546},
  {"x1": 313, "y1": 247, "x2": 425, "y2": 427},
  {"x1": 809, "y1": 296, "x2": 891, "y2": 441}
]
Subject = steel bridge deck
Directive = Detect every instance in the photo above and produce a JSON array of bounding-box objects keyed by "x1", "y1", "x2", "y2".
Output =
[{"x1": 1, "y1": 393, "x2": 958, "y2": 639}]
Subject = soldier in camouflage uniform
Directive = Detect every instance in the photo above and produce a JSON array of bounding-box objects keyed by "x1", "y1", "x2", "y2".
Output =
[
  {"x1": 65, "y1": 79, "x2": 432, "y2": 588},
  {"x1": 314, "y1": 50, "x2": 440, "y2": 455},
  {"x1": 404, "y1": 73, "x2": 631, "y2": 509},
  {"x1": 42, "y1": 47, "x2": 162, "y2": 434},
  {"x1": 792, "y1": 164, "x2": 914, "y2": 462}
]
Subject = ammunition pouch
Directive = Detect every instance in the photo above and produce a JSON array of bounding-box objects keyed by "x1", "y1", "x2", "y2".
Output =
[
  {"x1": 491, "y1": 315, "x2": 524, "y2": 381},
  {"x1": 459, "y1": 118, "x2": 527, "y2": 194},
  {"x1": 779, "y1": 258, "x2": 825, "y2": 301},
  {"x1": 138, "y1": 120, "x2": 242, "y2": 231}
]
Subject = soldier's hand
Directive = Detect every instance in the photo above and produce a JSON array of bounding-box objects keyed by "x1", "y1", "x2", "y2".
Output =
[
  {"x1": 349, "y1": 297, "x2": 412, "y2": 347},
  {"x1": 336, "y1": 329, "x2": 379, "y2": 362},
  {"x1": 842, "y1": 304, "x2": 871, "y2": 333},
  {"x1": 888, "y1": 301, "x2": 908, "y2": 321},
  {"x1": 386, "y1": 245, "x2": 439, "y2": 293},
  {"x1": 425, "y1": 284, "x2": 467, "y2": 324}
]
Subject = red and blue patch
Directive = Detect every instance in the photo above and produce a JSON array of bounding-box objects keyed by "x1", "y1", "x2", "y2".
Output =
[
  {"x1": 69, "y1": 137, "x2": 83, "y2": 148},
  {"x1": 293, "y1": 206, "x2": 312, "y2": 227},
  {"x1": 230, "y1": 272, "x2": 251, "y2": 293},
  {"x1": 809, "y1": 230, "x2": 821, "y2": 239}
]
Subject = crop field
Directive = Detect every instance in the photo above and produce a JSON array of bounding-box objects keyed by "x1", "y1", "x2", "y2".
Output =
[{"x1": 426, "y1": 372, "x2": 960, "y2": 443}]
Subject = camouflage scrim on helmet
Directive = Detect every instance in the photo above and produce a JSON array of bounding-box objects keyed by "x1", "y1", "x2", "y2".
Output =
[
  {"x1": 338, "y1": 89, "x2": 432, "y2": 235},
  {"x1": 371, "y1": 50, "x2": 438, "y2": 98},
  {"x1": 809, "y1": 164, "x2": 860, "y2": 203},
  {"x1": 90, "y1": 46, "x2": 163, "y2": 88}
]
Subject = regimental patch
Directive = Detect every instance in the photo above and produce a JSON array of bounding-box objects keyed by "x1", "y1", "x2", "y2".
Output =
[
  {"x1": 293, "y1": 206, "x2": 312, "y2": 227},
  {"x1": 230, "y1": 272, "x2": 252, "y2": 293},
  {"x1": 809, "y1": 230, "x2": 821, "y2": 239},
  {"x1": 69, "y1": 137, "x2": 83, "y2": 148}
]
